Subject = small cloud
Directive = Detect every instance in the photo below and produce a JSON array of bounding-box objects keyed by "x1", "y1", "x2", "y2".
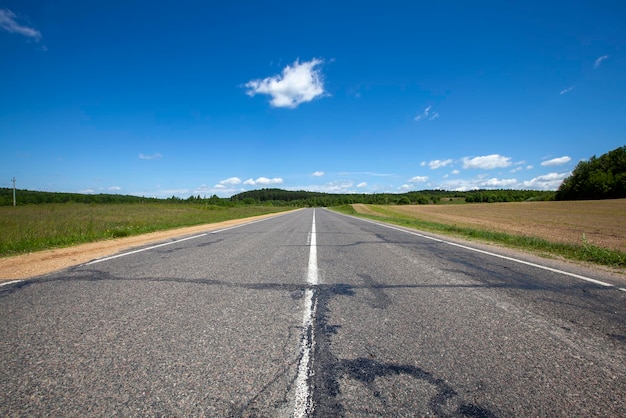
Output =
[
  {"x1": 523, "y1": 172, "x2": 569, "y2": 190},
  {"x1": 139, "y1": 153, "x2": 162, "y2": 160},
  {"x1": 245, "y1": 58, "x2": 326, "y2": 108},
  {"x1": 415, "y1": 105, "x2": 439, "y2": 122},
  {"x1": 451, "y1": 169, "x2": 460, "y2": 175},
  {"x1": 219, "y1": 177, "x2": 242, "y2": 185},
  {"x1": 312, "y1": 171, "x2": 325, "y2": 177},
  {"x1": 462, "y1": 154, "x2": 511, "y2": 169},
  {"x1": 428, "y1": 159, "x2": 453, "y2": 169},
  {"x1": 0, "y1": 9, "x2": 42, "y2": 41},
  {"x1": 560, "y1": 86, "x2": 574, "y2": 95},
  {"x1": 108, "y1": 186, "x2": 121, "y2": 191},
  {"x1": 594, "y1": 55, "x2": 608, "y2": 69},
  {"x1": 357, "y1": 182, "x2": 367, "y2": 188},
  {"x1": 483, "y1": 178, "x2": 518, "y2": 187},
  {"x1": 409, "y1": 176, "x2": 428, "y2": 183},
  {"x1": 541, "y1": 156, "x2": 571, "y2": 166},
  {"x1": 301, "y1": 180, "x2": 354, "y2": 193},
  {"x1": 243, "y1": 177, "x2": 284, "y2": 186}
]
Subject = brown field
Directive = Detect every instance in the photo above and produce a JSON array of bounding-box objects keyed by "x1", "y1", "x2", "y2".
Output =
[{"x1": 352, "y1": 199, "x2": 626, "y2": 252}]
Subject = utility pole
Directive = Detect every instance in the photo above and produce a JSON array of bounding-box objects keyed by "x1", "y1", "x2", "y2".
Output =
[{"x1": 11, "y1": 177, "x2": 16, "y2": 206}]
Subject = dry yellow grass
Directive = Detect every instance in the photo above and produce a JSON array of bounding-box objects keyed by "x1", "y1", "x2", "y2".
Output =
[{"x1": 353, "y1": 199, "x2": 626, "y2": 252}]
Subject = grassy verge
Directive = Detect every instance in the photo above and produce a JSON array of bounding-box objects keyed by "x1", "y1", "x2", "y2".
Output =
[
  {"x1": 332, "y1": 204, "x2": 626, "y2": 268},
  {"x1": 0, "y1": 203, "x2": 291, "y2": 257}
]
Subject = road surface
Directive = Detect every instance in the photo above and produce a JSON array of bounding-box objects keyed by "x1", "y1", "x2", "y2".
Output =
[{"x1": 1, "y1": 208, "x2": 625, "y2": 416}]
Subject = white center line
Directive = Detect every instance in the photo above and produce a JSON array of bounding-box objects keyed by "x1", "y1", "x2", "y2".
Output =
[{"x1": 294, "y1": 209, "x2": 318, "y2": 417}]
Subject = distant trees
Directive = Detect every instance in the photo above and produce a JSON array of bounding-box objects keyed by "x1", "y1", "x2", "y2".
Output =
[
  {"x1": 464, "y1": 189, "x2": 554, "y2": 203},
  {"x1": 0, "y1": 189, "x2": 161, "y2": 206},
  {"x1": 1, "y1": 186, "x2": 557, "y2": 207},
  {"x1": 231, "y1": 188, "x2": 554, "y2": 207},
  {"x1": 556, "y1": 146, "x2": 626, "y2": 200}
]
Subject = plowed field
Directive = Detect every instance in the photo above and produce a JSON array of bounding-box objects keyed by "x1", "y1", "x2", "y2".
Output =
[{"x1": 352, "y1": 199, "x2": 626, "y2": 252}]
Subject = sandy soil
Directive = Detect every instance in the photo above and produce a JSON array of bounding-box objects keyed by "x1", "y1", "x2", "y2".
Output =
[{"x1": 0, "y1": 213, "x2": 285, "y2": 281}]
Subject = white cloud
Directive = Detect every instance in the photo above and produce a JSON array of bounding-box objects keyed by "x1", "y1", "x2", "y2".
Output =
[
  {"x1": 483, "y1": 177, "x2": 518, "y2": 188},
  {"x1": 594, "y1": 55, "x2": 608, "y2": 69},
  {"x1": 428, "y1": 159, "x2": 453, "y2": 169},
  {"x1": 560, "y1": 86, "x2": 574, "y2": 95},
  {"x1": 219, "y1": 177, "x2": 242, "y2": 185},
  {"x1": 409, "y1": 176, "x2": 428, "y2": 183},
  {"x1": 139, "y1": 153, "x2": 162, "y2": 160},
  {"x1": 357, "y1": 182, "x2": 367, "y2": 188},
  {"x1": 0, "y1": 9, "x2": 42, "y2": 41},
  {"x1": 522, "y1": 172, "x2": 569, "y2": 190},
  {"x1": 462, "y1": 154, "x2": 511, "y2": 169},
  {"x1": 415, "y1": 105, "x2": 439, "y2": 121},
  {"x1": 439, "y1": 175, "x2": 517, "y2": 191},
  {"x1": 245, "y1": 58, "x2": 326, "y2": 108},
  {"x1": 541, "y1": 156, "x2": 571, "y2": 166},
  {"x1": 451, "y1": 169, "x2": 460, "y2": 175},
  {"x1": 108, "y1": 186, "x2": 121, "y2": 191},
  {"x1": 298, "y1": 180, "x2": 354, "y2": 193},
  {"x1": 200, "y1": 182, "x2": 244, "y2": 198},
  {"x1": 312, "y1": 171, "x2": 325, "y2": 177},
  {"x1": 243, "y1": 177, "x2": 284, "y2": 186}
]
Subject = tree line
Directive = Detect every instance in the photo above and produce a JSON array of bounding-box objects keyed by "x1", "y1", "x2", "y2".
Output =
[
  {"x1": 1, "y1": 187, "x2": 555, "y2": 207},
  {"x1": 229, "y1": 188, "x2": 555, "y2": 207},
  {"x1": 556, "y1": 145, "x2": 626, "y2": 200}
]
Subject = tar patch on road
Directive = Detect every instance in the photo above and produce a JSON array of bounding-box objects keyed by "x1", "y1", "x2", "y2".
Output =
[{"x1": 309, "y1": 283, "x2": 498, "y2": 417}]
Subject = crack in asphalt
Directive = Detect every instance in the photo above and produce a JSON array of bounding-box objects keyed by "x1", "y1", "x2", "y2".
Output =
[{"x1": 4, "y1": 267, "x2": 621, "y2": 417}]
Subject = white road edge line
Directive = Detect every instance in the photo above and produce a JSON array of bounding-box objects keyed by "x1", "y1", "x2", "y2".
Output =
[
  {"x1": 349, "y1": 213, "x2": 625, "y2": 291},
  {"x1": 85, "y1": 214, "x2": 285, "y2": 265},
  {"x1": 294, "y1": 209, "x2": 318, "y2": 417},
  {"x1": 85, "y1": 233, "x2": 208, "y2": 265},
  {"x1": 0, "y1": 280, "x2": 24, "y2": 287}
]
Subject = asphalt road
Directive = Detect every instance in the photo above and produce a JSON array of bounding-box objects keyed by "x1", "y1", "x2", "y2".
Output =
[{"x1": 1, "y1": 208, "x2": 625, "y2": 417}]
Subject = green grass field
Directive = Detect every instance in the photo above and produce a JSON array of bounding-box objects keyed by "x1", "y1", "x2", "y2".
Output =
[{"x1": 0, "y1": 203, "x2": 291, "y2": 256}]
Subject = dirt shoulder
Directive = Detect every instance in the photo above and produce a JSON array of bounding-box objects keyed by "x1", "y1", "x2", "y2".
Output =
[{"x1": 0, "y1": 212, "x2": 286, "y2": 281}]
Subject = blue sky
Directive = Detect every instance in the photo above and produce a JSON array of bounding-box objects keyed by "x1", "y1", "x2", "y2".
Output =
[{"x1": 1, "y1": 1, "x2": 625, "y2": 198}]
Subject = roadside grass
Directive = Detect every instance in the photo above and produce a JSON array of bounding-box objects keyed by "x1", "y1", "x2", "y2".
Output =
[
  {"x1": 332, "y1": 204, "x2": 626, "y2": 268},
  {"x1": 0, "y1": 203, "x2": 291, "y2": 256}
]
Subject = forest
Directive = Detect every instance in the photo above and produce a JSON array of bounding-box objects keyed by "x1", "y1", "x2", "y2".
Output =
[{"x1": 555, "y1": 145, "x2": 626, "y2": 200}]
